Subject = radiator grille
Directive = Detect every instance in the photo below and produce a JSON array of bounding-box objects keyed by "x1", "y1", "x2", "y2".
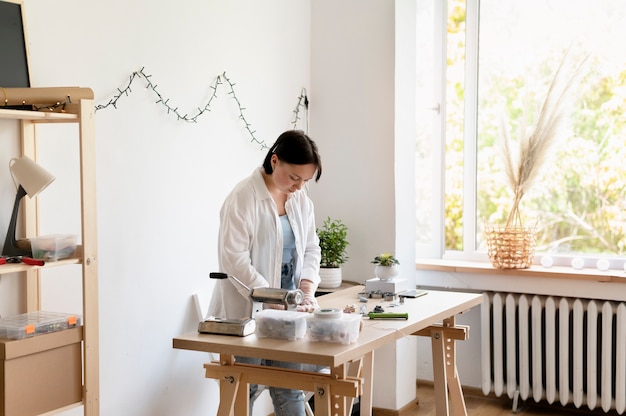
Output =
[{"x1": 481, "y1": 292, "x2": 626, "y2": 413}]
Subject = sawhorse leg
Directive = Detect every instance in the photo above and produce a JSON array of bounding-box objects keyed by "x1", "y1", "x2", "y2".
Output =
[
  {"x1": 207, "y1": 354, "x2": 361, "y2": 416},
  {"x1": 216, "y1": 354, "x2": 248, "y2": 416},
  {"x1": 360, "y1": 351, "x2": 374, "y2": 416},
  {"x1": 416, "y1": 316, "x2": 470, "y2": 416},
  {"x1": 314, "y1": 355, "x2": 369, "y2": 416}
]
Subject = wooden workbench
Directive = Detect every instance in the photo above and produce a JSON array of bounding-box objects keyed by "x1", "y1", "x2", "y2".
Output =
[{"x1": 173, "y1": 285, "x2": 483, "y2": 416}]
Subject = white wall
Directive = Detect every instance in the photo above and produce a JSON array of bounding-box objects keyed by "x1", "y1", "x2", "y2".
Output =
[
  {"x1": 309, "y1": 0, "x2": 419, "y2": 411},
  {"x1": 0, "y1": 0, "x2": 439, "y2": 414},
  {"x1": 310, "y1": 1, "x2": 401, "y2": 408},
  {"x1": 309, "y1": 0, "x2": 398, "y2": 281},
  {"x1": 1, "y1": 1, "x2": 310, "y2": 415}
]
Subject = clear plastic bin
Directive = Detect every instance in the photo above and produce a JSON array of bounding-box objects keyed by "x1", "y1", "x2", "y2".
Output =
[
  {"x1": 306, "y1": 309, "x2": 361, "y2": 344},
  {"x1": 30, "y1": 234, "x2": 77, "y2": 261},
  {"x1": 254, "y1": 309, "x2": 309, "y2": 340}
]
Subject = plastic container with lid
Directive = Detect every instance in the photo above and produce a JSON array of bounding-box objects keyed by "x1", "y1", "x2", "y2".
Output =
[
  {"x1": 254, "y1": 309, "x2": 309, "y2": 340},
  {"x1": 30, "y1": 234, "x2": 77, "y2": 261},
  {"x1": 0, "y1": 311, "x2": 82, "y2": 340},
  {"x1": 306, "y1": 308, "x2": 361, "y2": 344}
]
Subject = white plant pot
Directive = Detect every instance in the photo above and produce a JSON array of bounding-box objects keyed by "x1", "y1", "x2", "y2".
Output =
[
  {"x1": 319, "y1": 267, "x2": 342, "y2": 289},
  {"x1": 374, "y1": 264, "x2": 399, "y2": 281}
]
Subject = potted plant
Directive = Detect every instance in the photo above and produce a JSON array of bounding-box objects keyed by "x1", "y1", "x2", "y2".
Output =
[
  {"x1": 371, "y1": 252, "x2": 400, "y2": 280},
  {"x1": 317, "y1": 217, "x2": 349, "y2": 288}
]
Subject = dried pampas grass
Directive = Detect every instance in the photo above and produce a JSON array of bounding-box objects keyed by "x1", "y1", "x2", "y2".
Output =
[{"x1": 501, "y1": 52, "x2": 588, "y2": 228}]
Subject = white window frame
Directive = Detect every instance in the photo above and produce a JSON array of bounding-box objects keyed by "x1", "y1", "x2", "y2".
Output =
[
  {"x1": 427, "y1": 0, "x2": 626, "y2": 270},
  {"x1": 441, "y1": 0, "x2": 487, "y2": 262}
]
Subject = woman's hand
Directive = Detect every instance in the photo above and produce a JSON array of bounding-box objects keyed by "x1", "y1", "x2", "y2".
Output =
[{"x1": 296, "y1": 279, "x2": 318, "y2": 312}]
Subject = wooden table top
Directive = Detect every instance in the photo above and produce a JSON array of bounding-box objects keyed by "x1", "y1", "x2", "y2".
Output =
[{"x1": 173, "y1": 285, "x2": 483, "y2": 368}]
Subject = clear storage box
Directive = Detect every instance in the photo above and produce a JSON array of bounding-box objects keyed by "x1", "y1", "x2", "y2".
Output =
[
  {"x1": 306, "y1": 309, "x2": 361, "y2": 344},
  {"x1": 30, "y1": 234, "x2": 77, "y2": 261},
  {"x1": 0, "y1": 311, "x2": 82, "y2": 340},
  {"x1": 254, "y1": 309, "x2": 309, "y2": 340}
]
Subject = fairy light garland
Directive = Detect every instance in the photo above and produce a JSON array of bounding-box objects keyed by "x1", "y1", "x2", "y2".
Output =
[
  {"x1": 0, "y1": 90, "x2": 72, "y2": 112},
  {"x1": 95, "y1": 67, "x2": 309, "y2": 150},
  {"x1": 291, "y1": 87, "x2": 309, "y2": 132},
  {"x1": 2, "y1": 69, "x2": 310, "y2": 149},
  {"x1": 33, "y1": 97, "x2": 70, "y2": 112}
]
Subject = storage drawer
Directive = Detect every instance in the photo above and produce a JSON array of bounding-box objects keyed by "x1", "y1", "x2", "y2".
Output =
[{"x1": 0, "y1": 326, "x2": 83, "y2": 416}]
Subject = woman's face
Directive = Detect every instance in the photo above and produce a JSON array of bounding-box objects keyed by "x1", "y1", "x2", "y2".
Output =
[{"x1": 271, "y1": 155, "x2": 317, "y2": 194}]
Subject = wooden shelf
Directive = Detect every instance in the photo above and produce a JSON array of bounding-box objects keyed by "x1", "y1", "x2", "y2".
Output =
[
  {"x1": 0, "y1": 108, "x2": 78, "y2": 122},
  {"x1": 0, "y1": 97, "x2": 99, "y2": 415},
  {"x1": 0, "y1": 257, "x2": 81, "y2": 275},
  {"x1": 0, "y1": 246, "x2": 83, "y2": 275}
]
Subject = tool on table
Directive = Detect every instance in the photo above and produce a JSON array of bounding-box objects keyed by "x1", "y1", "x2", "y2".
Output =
[
  {"x1": 366, "y1": 305, "x2": 408, "y2": 319},
  {"x1": 198, "y1": 272, "x2": 304, "y2": 337},
  {"x1": 0, "y1": 256, "x2": 45, "y2": 266},
  {"x1": 398, "y1": 289, "x2": 428, "y2": 299},
  {"x1": 368, "y1": 312, "x2": 409, "y2": 320},
  {"x1": 398, "y1": 289, "x2": 428, "y2": 304}
]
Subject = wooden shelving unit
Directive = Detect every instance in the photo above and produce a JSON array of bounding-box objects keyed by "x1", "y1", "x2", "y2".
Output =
[{"x1": 0, "y1": 95, "x2": 99, "y2": 415}]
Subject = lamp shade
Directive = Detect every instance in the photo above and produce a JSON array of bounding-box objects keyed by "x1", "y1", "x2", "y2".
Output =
[{"x1": 9, "y1": 155, "x2": 55, "y2": 197}]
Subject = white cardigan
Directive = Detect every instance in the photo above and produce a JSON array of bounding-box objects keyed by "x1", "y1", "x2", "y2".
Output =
[{"x1": 207, "y1": 168, "x2": 321, "y2": 320}]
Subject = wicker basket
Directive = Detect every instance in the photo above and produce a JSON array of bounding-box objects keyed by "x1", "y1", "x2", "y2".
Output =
[{"x1": 484, "y1": 224, "x2": 536, "y2": 269}]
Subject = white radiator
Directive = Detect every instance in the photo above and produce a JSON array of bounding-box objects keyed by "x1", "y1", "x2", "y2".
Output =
[{"x1": 481, "y1": 292, "x2": 626, "y2": 413}]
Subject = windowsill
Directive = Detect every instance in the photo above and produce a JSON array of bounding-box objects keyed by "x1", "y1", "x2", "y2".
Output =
[{"x1": 416, "y1": 258, "x2": 626, "y2": 284}]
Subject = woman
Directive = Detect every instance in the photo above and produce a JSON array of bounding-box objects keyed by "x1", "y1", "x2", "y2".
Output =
[{"x1": 207, "y1": 129, "x2": 322, "y2": 416}]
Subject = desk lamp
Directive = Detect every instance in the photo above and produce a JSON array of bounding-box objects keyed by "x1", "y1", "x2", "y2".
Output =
[{"x1": 2, "y1": 155, "x2": 55, "y2": 256}]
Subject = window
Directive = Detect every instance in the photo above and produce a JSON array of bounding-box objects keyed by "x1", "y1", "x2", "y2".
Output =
[{"x1": 416, "y1": 0, "x2": 626, "y2": 266}]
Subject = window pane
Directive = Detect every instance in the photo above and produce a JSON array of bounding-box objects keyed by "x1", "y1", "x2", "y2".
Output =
[
  {"x1": 444, "y1": 0, "x2": 466, "y2": 251},
  {"x1": 475, "y1": 0, "x2": 626, "y2": 256},
  {"x1": 415, "y1": 0, "x2": 437, "y2": 247}
]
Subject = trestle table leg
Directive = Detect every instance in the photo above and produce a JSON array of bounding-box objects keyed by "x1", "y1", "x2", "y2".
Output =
[{"x1": 419, "y1": 316, "x2": 470, "y2": 416}]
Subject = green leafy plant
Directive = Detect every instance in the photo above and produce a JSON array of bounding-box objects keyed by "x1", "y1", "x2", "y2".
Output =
[
  {"x1": 317, "y1": 217, "x2": 349, "y2": 268},
  {"x1": 371, "y1": 252, "x2": 400, "y2": 267}
]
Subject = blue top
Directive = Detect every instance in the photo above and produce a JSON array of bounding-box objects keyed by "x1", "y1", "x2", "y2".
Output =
[{"x1": 280, "y1": 214, "x2": 296, "y2": 289}]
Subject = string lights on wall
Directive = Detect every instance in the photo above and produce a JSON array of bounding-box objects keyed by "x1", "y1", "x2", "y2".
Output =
[
  {"x1": 291, "y1": 87, "x2": 309, "y2": 133},
  {"x1": 94, "y1": 68, "x2": 309, "y2": 150}
]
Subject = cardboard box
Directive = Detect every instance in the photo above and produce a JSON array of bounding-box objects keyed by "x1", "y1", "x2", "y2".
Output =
[{"x1": 0, "y1": 327, "x2": 83, "y2": 416}]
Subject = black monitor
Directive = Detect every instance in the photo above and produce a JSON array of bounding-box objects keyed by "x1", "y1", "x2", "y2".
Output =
[{"x1": 0, "y1": 0, "x2": 31, "y2": 88}]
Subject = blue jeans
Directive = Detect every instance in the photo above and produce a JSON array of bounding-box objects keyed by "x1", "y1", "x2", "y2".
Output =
[{"x1": 235, "y1": 356, "x2": 306, "y2": 416}]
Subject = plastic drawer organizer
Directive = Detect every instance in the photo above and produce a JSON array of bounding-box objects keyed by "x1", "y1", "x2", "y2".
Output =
[{"x1": 0, "y1": 311, "x2": 82, "y2": 340}]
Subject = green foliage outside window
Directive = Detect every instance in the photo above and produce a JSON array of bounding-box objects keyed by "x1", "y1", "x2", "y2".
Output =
[{"x1": 444, "y1": 0, "x2": 626, "y2": 256}]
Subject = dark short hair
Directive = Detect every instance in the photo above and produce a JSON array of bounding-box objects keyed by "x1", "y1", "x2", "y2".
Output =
[{"x1": 262, "y1": 130, "x2": 322, "y2": 182}]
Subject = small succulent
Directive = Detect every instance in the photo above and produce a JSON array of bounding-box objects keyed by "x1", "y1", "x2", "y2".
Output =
[{"x1": 371, "y1": 253, "x2": 400, "y2": 267}]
